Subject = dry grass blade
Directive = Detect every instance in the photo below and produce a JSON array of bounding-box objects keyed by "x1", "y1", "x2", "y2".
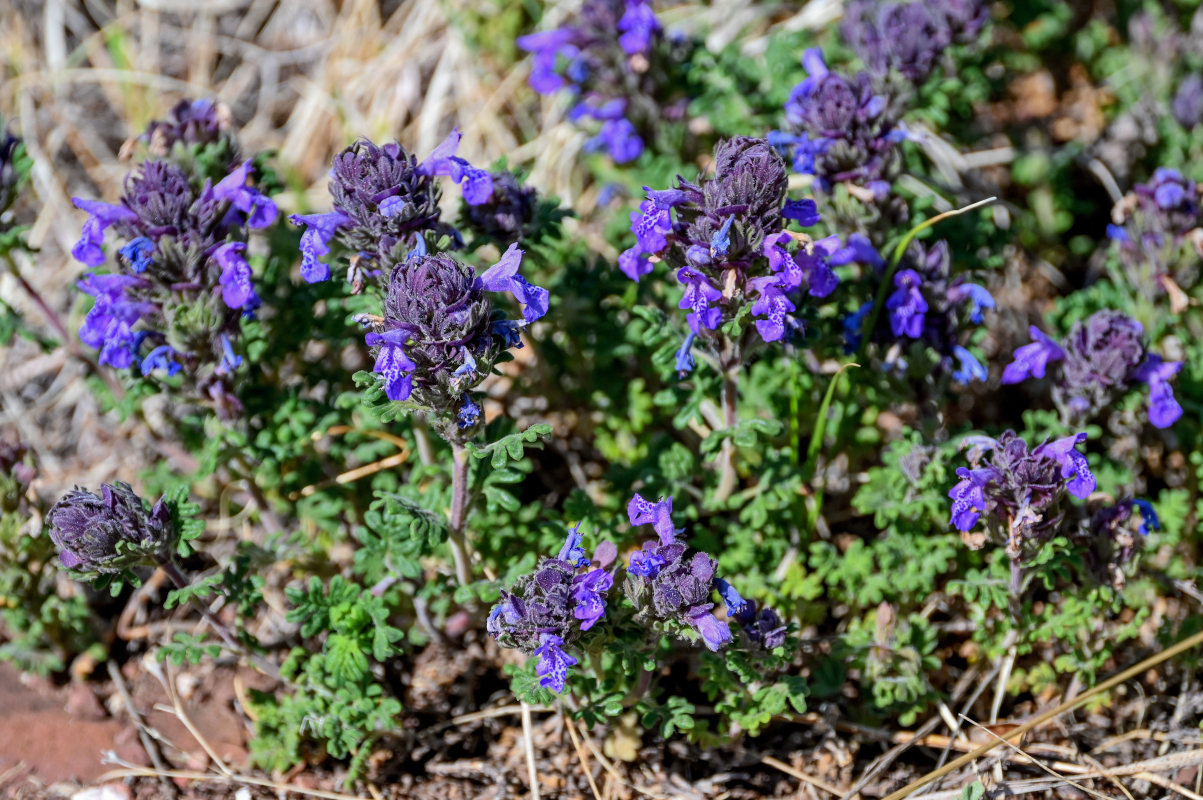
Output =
[
  {"x1": 880, "y1": 627, "x2": 1203, "y2": 800},
  {"x1": 563, "y1": 708, "x2": 604, "y2": 800},
  {"x1": 761, "y1": 755, "x2": 847, "y2": 796}
]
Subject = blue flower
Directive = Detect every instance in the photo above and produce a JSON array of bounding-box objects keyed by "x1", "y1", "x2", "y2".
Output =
[
  {"x1": 1132, "y1": 355, "x2": 1183, "y2": 429},
  {"x1": 676, "y1": 267, "x2": 722, "y2": 332},
  {"x1": 685, "y1": 605, "x2": 732, "y2": 652},
  {"x1": 709, "y1": 216, "x2": 734, "y2": 258},
  {"x1": 674, "y1": 331, "x2": 697, "y2": 376},
  {"x1": 886, "y1": 269, "x2": 928, "y2": 338},
  {"x1": 140, "y1": 344, "x2": 181, "y2": 377},
  {"x1": 947, "y1": 466, "x2": 995, "y2": 531},
  {"x1": 952, "y1": 346, "x2": 986, "y2": 384},
  {"x1": 119, "y1": 237, "x2": 155, "y2": 273},
  {"x1": 417, "y1": 128, "x2": 495, "y2": 205},
  {"x1": 714, "y1": 578, "x2": 750, "y2": 618},
  {"x1": 1129, "y1": 499, "x2": 1160, "y2": 535},
  {"x1": 593, "y1": 118, "x2": 644, "y2": 164},
  {"x1": 363, "y1": 329, "x2": 416, "y2": 401},
  {"x1": 456, "y1": 396, "x2": 481, "y2": 429},
  {"x1": 749, "y1": 276, "x2": 796, "y2": 343},
  {"x1": 571, "y1": 567, "x2": 613, "y2": 631},
  {"x1": 782, "y1": 197, "x2": 821, "y2": 227},
  {"x1": 617, "y1": 1, "x2": 660, "y2": 54}
]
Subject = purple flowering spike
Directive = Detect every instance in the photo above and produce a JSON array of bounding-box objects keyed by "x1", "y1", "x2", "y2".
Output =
[
  {"x1": 1036, "y1": 433, "x2": 1095, "y2": 499},
  {"x1": 534, "y1": 634, "x2": 578, "y2": 693},
  {"x1": 478, "y1": 244, "x2": 548, "y2": 323},
  {"x1": 886, "y1": 269, "x2": 928, "y2": 338},
  {"x1": 627, "y1": 493, "x2": 678, "y2": 544},
  {"x1": 212, "y1": 161, "x2": 277, "y2": 228},
  {"x1": 71, "y1": 199, "x2": 139, "y2": 267},
  {"x1": 291, "y1": 210, "x2": 352, "y2": 284},
  {"x1": 782, "y1": 198, "x2": 820, "y2": 226},
  {"x1": 213, "y1": 242, "x2": 258, "y2": 310},
  {"x1": 1001, "y1": 326, "x2": 1066, "y2": 384},
  {"x1": 685, "y1": 606, "x2": 732, "y2": 651}
]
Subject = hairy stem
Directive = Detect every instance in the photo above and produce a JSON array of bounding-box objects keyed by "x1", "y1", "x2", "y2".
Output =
[
  {"x1": 448, "y1": 443, "x2": 473, "y2": 586},
  {"x1": 714, "y1": 366, "x2": 740, "y2": 503},
  {"x1": 158, "y1": 559, "x2": 281, "y2": 681}
]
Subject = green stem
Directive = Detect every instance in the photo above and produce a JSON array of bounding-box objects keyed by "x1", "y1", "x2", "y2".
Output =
[{"x1": 855, "y1": 196, "x2": 997, "y2": 364}]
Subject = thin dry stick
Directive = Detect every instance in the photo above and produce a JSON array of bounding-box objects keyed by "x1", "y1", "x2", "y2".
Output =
[
  {"x1": 1137, "y1": 771, "x2": 1203, "y2": 800},
  {"x1": 562, "y1": 708, "x2": 603, "y2": 800},
  {"x1": 959, "y1": 716, "x2": 1118, "y2": 800},
  {"x1": 761, "y1": 755, "x2": 847, "y2": 797},
  {"x1": 99, "y1": 763, "x2": 372, "y2": 800},
  {"x1": 151, "y1": 661, "x2": 233, "y2": 777},
  {"x1": 107, "y1": 660, "x2": 177, "y2": 798},
  {"x1": 879, "y1": 627, "x2": 1203, "y2": 800},
  {"x1": 572, "y1": 716, "x2": 669, "y2": 800},
  {"x1": 521, "y1": 701, "x2": 542, "y2": 800}
]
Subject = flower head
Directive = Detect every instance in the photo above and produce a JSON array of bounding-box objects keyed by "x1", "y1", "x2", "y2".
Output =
[
  {"x1": 948, "y1": 431, "x2": 1095, "y2": 560},
  {"x1": 46, "y1": 483, "x2": 174, "y2": 575},
  {"x1": 488, "y1": 528, "x2": 615, "y2": 693}
]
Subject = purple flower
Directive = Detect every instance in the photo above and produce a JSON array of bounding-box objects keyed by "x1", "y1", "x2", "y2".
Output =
[
  {"x1": 617, "y1": 1, "x2": 660, "y2": 54},
  {"x1": 213, "y1": 242, "x2": 258, "y2": 310},
  {"x1": 140, "y1": 344, "x2": 181, "y2": 377},
  {"x1": 419, "y1": 128, "x2": 495, "y2": 205},
  {"x1": 948, "y1": 466, "x2": 994, "y2": 531},
  {"x1": 572, "y1": 567, "x2": 614, "y2": 630},
  {"x1": 1001, "y1": 326, "x2": 1066, "y2": 384},
  {"x1": 627, "y1": 493, "x2": 678, "y2": 544},
  {"x1": 677, "y1": 266, "x2": 722, "y2": 332},
  {"x1": 782, "y1": 198, "x2": 820, "y2": 226},
  {"x1": 290, "y1": 210, "x2": 353, "y2": 283},
  {"x1": 534, "y1": 634, "x2": 579, "y2": 692},
  {"x1": 1173, "y1": 74, "x2": 1203, "y2": 129},
  {"x1": 478, "y1": 243, "x2": 549, "y2": 323},
  {"x1": 886, "y1": 269, "x2": 928, "y2": 338},
  {"x1": 685, "y1": 605, "x2": 732, "y2": 651},
  {"x1": 77, "y1": 273, "x2": 155, "y2": 369},
  {"x1": 1035, "y1": 433, "x2": 1095, "y2": 500},
  {"x1": 592, "y1": 118, "x2": 644, "y2": 163},
  {"x1": 1133, "y1": 355, "x2": 1183, "y2": 429},
  {"x1": 71, "y1": 199, "x2": 138, "y2": 267},
  {"x1": 750, "y1": 277, "x2": 796, "y2": 343},
  {"x1": 456, "y1": 396, "x2": 481, "y2": 429},
  {"x1": 211, "y1": 160, "x2": 277, "y2": 229},
  {"x1": 951, "y1": 346, "x2": 986, "y2": 384}
]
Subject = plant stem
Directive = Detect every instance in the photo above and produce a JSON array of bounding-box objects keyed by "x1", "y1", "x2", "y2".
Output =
[
  {"x1": 714, "y1": 364, "x2": 740, "y2": 504},
  {"x1": 159, "y1": 559, "x2": 281, "y2": 681},
  {"x1": 448, "y1": 443, "x2": 473, "y2": 587},
  {"x1": 5, "y1": 252, "x2": 126, "y2": 400}
]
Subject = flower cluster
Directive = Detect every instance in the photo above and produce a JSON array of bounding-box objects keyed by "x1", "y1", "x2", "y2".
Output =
[
  {"x1": 774, "y1": 50, "x2": 907, "y2": 198},
  {"x1": 845, "y1": 239, "x2": 993, "y2": 383},
  {"x1": 842, "y1": 0, "x2": 988, "y2": 85},
  {"x1": 291, "y1": 131, "x2": 493, "y2": 285},
  {"x1": 1083, "y1": 498, "x2": 1158, "y2": 588},
  {"x1": 71, "y1": 101, "x2": 278, "y2": 413},
  {"x1": 619, "y1": 136, "x2": 852, "y2": 371},
  {"x1": 134, "y1": 98, "x2": 237, "y2": 163},
  {"x1": 46, "y1": 482, "x2": 174, "y2": 576},
  {"x1": 1107, "y1": 168, "x2": 1203, "y2": 297},
  {"x1": 1001, "y1": 310, "x2": 1182, "y2": 429},
  {"x1": 460, "y1": 170, "x2": 539, "y2": 244},
  {"x1": 948, "y1": 431, "x2": 1096, "y2": 559},
  {"x1": 624, "y1": 494, "x2": 784, "y2": 651},
  {"x1": 488, "y1": 528, "x2": 617, "y2": 692},
  {"x1": 362, "y1": 244, "x2": 547, "y2": 442},
  {"x1": 517, "y1": 0, "x2": 682, "y2": 163}
]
